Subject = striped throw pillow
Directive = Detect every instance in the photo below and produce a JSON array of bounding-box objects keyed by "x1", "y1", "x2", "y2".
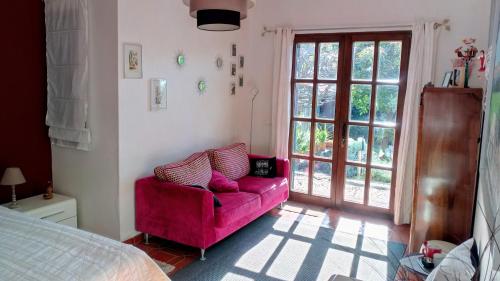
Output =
[
  {"x1": 154, "y1": 152, "x2": 212, "y2": 188},
  {"x1": 209, "y1": 143, "x2": 250, "y2": 180}
]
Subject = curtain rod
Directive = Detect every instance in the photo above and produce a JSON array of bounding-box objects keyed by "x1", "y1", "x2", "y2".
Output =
[{"x1": 261, "y1": 19, "x2": 451, "y2": 36}]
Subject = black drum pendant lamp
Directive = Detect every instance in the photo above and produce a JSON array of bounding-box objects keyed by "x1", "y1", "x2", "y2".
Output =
[{"x1": 183, "y1": 0, "x2": 255, "y2": 31}]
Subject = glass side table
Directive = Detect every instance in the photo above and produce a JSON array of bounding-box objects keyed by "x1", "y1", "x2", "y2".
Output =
[{"x1": 399, "y1": 254, "x2": 433, "y2": 280}]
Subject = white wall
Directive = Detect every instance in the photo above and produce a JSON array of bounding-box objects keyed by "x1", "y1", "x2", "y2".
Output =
[
  {"x1": 117, "y1": 0, "x2": 248, "y2": 240},
  {"x1": 52, "y1": 0, "x2": 120, "y2": 239},
  {"x1": 236, "y1": 0, "x2": 492, "y2": 155}
]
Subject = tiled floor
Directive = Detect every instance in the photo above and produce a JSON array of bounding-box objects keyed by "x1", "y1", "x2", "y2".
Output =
[{"x1": 127, "y1": 201, "x2": 410, "y2": 278}]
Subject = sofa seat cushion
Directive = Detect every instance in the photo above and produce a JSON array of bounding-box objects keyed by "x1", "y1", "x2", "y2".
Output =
[
  {"x1": 214, "y1": 192, "x2": 261, "y2": 228},
  {"x1": 237, "y1": 176, "x2": 288, "y2": 207}
]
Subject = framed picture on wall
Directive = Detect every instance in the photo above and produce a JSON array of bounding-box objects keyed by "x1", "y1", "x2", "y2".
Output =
[
  {"x1": 231, "y1": 43, "x2": 237, "y2": 57},
  {"x1": 150, "y1": 78, "x2": 167, "y2": 110},
  {"x1": 123, "y1": 43, "x2": 143, "y2": 79},
  {"x1": 231, "y1": 63, "x2": 237, "y2": 76}
]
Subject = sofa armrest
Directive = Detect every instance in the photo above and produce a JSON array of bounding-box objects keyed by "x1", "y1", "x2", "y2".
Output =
[
  {"x1": 135, "y1": 176, "x2": 215, "y2": 248},
  {"x1": 248, "y1": 154, "x2": 290, "y2": 183}
]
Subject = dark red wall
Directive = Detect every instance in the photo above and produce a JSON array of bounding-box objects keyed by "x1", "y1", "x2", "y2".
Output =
[{"x1": 0, "y1": 1, "x2": 51, "y2": 203}]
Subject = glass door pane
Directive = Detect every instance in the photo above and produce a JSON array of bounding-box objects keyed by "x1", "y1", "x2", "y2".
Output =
[
  {"x1": 291, "y1": 159, "x2": 309, "y2": 194},
  {"x1": 312, "y1": 161, "x2": 332, "y2": 198},
  {"x1": 295, "y1": 43, "x2": 316, "y2": 79}
]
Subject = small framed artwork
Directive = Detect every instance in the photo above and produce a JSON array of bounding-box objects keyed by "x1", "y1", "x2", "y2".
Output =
[
  {"x1": 239, "y1": 75, "x2": 244, "y2": 87},
  {"x1": 231, "y1": 82, "x2": 236, "y2": 96},
  {"x1": 239, "y1": 55, "x2": 244, "y2": 68},
  {"x1": 150, "y1": 79, "x2": 167, "y2": 111},
  {"x1": 231, "y1": 63, "x2": 237, "y2": 76},
  {"x1": 123, "y1": 43, "x2": 143, "y2": 79},
  {"x1": 441, "y1": 71, "x2": 452, "y2": 87},
  {"x1": 231, "y1": 44, "x2": 237, "y2": 57}
]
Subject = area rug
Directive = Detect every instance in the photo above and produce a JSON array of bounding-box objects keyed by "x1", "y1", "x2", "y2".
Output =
[
  {"x1": 172, "y1": 214, "x2": 406, "y2": 281},
  {"x1": 154, "y1": 259, "x2": 175, "y2": 275}
]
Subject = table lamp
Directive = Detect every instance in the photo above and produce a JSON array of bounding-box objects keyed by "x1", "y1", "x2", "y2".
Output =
[{"x1": 1, "y1": 167, "x2": 26, "y2": 209}]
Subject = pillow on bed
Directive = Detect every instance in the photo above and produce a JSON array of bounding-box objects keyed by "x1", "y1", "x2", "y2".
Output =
[
  {"x1": 426, "y1": 238, "x2": 479, "y2": 281},
  {"x1": 154, "y1": 152, "x2": 212, "y2": 188}
]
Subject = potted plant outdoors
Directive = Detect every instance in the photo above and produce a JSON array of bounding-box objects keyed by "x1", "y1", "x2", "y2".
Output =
[{"x1": 315, "y1": 129, "x2": 329, "y2": 152}]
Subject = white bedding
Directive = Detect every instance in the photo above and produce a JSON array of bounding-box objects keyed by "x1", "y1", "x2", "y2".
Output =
[{"x1": 0, "y1": 206, "x2": 169, "y2": 281}]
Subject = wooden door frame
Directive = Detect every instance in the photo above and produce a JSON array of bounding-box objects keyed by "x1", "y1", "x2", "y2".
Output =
[{"x1": 288, "y1": 31, "x2": 412, "y2": 216}]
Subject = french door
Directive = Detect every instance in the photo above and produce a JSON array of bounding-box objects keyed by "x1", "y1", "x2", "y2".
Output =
[{"x1": 288, "y1": 32, "x2": 411, "y2": 214}]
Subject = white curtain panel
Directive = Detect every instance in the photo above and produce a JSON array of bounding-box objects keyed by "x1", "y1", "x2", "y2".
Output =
[
  {"x1": 45, "y1": 0, "x2": 91, "y2": 151},
  {"x1": 393, "y1": 22, "x2": 438, "y2": 225},
  {"x1": 271, "y1": 28, "x2": 295, "y2": 158}
]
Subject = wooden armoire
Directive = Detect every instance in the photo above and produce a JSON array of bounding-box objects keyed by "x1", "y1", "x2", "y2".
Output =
[{"x1": 409, "y1": 87, "x2": 483, "y2": 252}]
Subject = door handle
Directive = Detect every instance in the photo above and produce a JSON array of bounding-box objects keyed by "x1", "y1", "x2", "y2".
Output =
[{"x1": 342, "y1": 123, "x2": 347, "y2": 146}]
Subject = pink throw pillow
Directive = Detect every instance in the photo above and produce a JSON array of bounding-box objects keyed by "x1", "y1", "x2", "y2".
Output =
[
  {"x1": 207, "y1": 143, "x2": 250, "y2": 180},
  {"x1": 154, "y1": 152, "x2": 212, "y2": 188},
  {"x1": 209, "y1": 170, "x2": 239, "y2": 193}
]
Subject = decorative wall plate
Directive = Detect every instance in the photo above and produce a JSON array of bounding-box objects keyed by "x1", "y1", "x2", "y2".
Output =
[
  {"x1": 197, "y1": 79, "x2": 207, "y2": 94},
  {"x1": 216, "y1": 56, "x2": 224, "y2": 70},
  {"x1": 176, "y1": 52, "x2": 186, "y2": 67}
]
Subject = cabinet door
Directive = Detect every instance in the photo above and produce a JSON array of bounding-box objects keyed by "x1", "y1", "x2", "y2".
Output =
[{"x1": 409, "y1": 88, "x2": 482, "y2": 252}]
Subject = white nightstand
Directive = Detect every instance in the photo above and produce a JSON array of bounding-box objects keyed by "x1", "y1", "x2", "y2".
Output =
[{"x1": 2, "y1": 193, "x2": 77, "y2": 227}]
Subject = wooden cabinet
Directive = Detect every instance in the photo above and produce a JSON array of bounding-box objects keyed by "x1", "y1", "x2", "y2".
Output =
[{"x1": 409, "y1": 87, "x2": 482, "y2": 252}]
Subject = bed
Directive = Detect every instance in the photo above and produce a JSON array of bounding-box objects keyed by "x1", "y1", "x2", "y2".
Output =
[{"x1": 0, "y1": 206, "x2": 169, "y2": 281}]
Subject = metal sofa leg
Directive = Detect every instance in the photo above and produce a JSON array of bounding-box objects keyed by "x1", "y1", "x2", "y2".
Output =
[
  {"x1": 144, "y1": 233, "x2": 150, "y2": 245},
  {"x1": 200, "y1": 249, "x2": 207, "y2": 261}
]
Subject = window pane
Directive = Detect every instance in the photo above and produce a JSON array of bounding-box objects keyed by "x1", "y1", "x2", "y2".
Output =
[
  {"x1": 344, "y1": 165, "x2": 366, "y2": 204},
  {"x1": 295, "y1": 43, "x2": 316, "y2": 79},
  {"x1": 294, "y1": 83, "x2": 313, "y2": 118},
  {"x1": 371, "y1": 127, "x2": 395, "y2": 167},
  {"x1": 292, "y1": 121, "x2": 311, "y2": 156},
  {"x1": 291, "y1": 158, "x2": 309, "y2": 194},
  {"x1": 347, "y1": 126, "x2": 369, "y2": 163},
  {"x1": 314, "y1": 123, "x2": 334, "y2": 158},
  {"x1": 377, "y1": 41, "x2": 402, "y2": 83},
  {"x1": 375, "y1": 85, "x2": 398, "y2": 126},
  {"x1": 318, "y1": 42, "x2": 339, "y2": 80},
  {"x1": 349, "y1": 84, "x2": 372, "y2": 122},
  {"x1": 313, "y1": 161, "x2": 332, "y2": 198},
  {"x1": 351, "y1": 41, "x2": 375, "y2": 81},
  {"x1": 369, "y1": 169, "x2": 392, "y2": 209},
  {"x1": 316, "y1": 83, "x2": 337, "y2": 120}
]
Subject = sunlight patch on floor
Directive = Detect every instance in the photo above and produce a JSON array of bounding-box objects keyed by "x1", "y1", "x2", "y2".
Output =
[
  {"x1": 266, "y1": 239, "x2": 311, "y2": 281},
  {"x1": 364, "y1": 222, "x2": 389, "y2": 241},
  {"x1": 317, "y1": 248, "x2": 354, "y2": 281},
  {"x1": 235, "y1": 234, "x2": 284, "y2": 273},
  {"x1": 332, "y1": 217, "x2": 362, "y2": 248},
  {"x1": 356, "y1": 256, "x2": 388, "y2": 281},
  {"x1": 221, "y1": 272, "x2": 254, "y2": 281},
  {"x1": 272, "y1": 207, "x2": 302, "y2": 233},
  {"x1": 292, "y1": 209, "x2": 325, "y2": 239},
  {"x1": 361, "y1": 236, "x2": 388, "y2": 256}
]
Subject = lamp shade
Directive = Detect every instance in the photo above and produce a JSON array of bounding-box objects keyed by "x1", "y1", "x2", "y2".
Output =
[
  {"x1": 1, "y1": 167, "x2": 26, "y2": 186},
  {"x1": 197, "y1": 9, "x2": 240, "y2": 31}
]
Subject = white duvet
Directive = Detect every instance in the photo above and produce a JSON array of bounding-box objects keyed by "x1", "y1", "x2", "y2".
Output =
[{"x1": 0, "y1": 206, "x2": 169, "y2": 281}]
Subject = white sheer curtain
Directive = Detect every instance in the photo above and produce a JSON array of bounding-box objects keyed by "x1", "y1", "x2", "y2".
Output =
[
  {"x1": 393, "y1": 22, "x2": 438, "y2": 225},
  {"x1": 270, "y1": 28, "x2": 295, "y2": 158},
  {"x1": 45, "y1": 0, "x2": 91, "y2": 151}
]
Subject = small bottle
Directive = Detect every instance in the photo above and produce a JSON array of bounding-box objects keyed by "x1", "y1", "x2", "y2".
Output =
[{"x1": 43, "y1": 181, "x2": 54, "y2": 200}]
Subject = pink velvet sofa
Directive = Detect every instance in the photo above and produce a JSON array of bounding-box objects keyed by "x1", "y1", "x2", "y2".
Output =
[{"x1": 135, "y1": 154, "x2": 290, "y2": 260}]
